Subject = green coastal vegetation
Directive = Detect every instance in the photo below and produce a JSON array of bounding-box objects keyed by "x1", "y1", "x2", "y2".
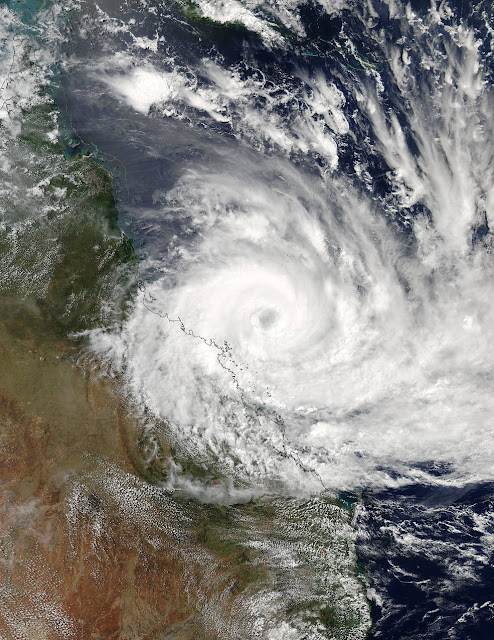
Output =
[{"x1": 0, "y1": 101, "x2": 136, "y2": 336}]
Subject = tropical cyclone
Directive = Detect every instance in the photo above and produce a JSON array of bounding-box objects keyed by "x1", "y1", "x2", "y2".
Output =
[
  {"x1": 95, "y1": 140, "x2": 494, "y2": 492},
  {"x1": 86, "y1": 0, "x2": 494, "y2": 494}
]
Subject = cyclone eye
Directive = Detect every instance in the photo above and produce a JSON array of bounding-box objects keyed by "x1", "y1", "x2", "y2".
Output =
[{"x1": 251, "y1": 307, "x2": 279, "y2": 331}]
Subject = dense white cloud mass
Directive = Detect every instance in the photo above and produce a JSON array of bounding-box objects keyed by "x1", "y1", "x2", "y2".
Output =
[{"x1": 87, "y1": 0, "x2": 494, "y2": 494}]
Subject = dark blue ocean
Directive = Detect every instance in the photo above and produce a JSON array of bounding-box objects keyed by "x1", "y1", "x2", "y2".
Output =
[{"x1": 360, "y1": 483, "x2": 494, "y2": 639}]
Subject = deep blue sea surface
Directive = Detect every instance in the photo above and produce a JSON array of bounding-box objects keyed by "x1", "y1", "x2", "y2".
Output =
[{"x1": 360, "y1": 483, "x2": 494, "y2": 638}]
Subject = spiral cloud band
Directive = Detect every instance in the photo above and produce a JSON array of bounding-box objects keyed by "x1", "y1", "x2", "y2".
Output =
[
  {"x1": 94, "y1": 162, "x2": 494, "y2": 492},
  {"x1": 88, "y1": 1, "x2": 494, "y2": 494}
]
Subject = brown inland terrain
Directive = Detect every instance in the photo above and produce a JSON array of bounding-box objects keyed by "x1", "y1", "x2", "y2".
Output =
[{"x1": 0, "y1": 301, "x2": 238, "y2": 640}]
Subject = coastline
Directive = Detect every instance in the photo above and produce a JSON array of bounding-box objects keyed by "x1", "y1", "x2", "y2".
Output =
[{"x1": 0, "y1": 2, "x2": 372, "y2": 636}]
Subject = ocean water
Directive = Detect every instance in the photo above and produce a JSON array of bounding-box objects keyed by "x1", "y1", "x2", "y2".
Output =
[
  {"x1": 360, "y1": 482, "x2": 494, "y2": 638},
  {"x1": 4, "y1": 0, "x2": 494, "y2": 636}
]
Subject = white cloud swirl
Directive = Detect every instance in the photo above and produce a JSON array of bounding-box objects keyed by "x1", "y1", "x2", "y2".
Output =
[{"x1": 88, "y1": 2, "x2": 494, "y2": 494}]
